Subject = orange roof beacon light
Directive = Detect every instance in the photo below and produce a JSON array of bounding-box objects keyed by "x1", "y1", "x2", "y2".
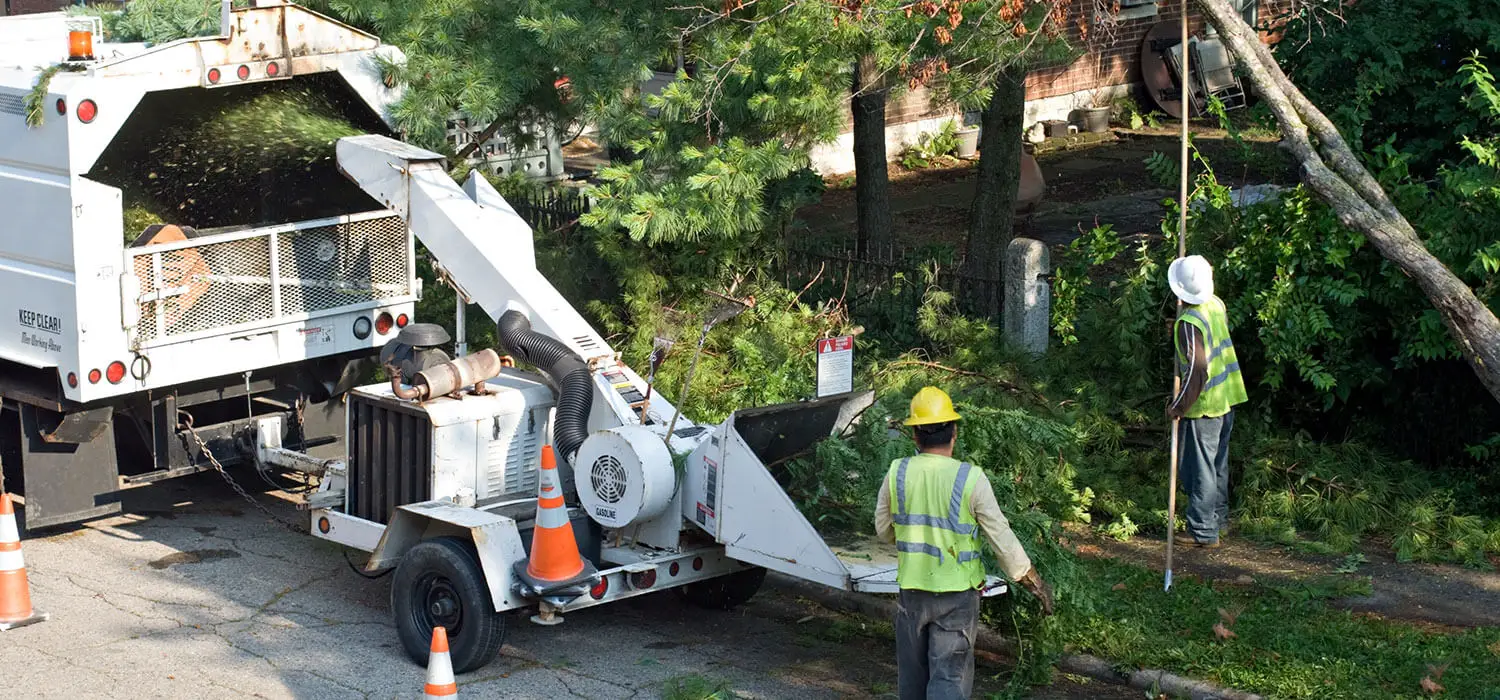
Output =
[{"x1": 68, "y1": 30, "x2": 93, "y2": 61}]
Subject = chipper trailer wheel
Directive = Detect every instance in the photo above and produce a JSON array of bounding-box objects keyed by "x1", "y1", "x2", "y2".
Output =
[
  {"x1": 391, "y1": 537, "x2": 507, "y2": 673},
  {"x1": 675, "y1": 566, "x2": 768, "y2": 610}
]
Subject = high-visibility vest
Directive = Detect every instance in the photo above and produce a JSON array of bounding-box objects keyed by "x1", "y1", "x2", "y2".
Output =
[
  {"x1": 1175, "y1": 295, "x2": 1248, "y2": 419},
  {"x1": 886, "y1": 454, "x2": 986, "y2": 592}
]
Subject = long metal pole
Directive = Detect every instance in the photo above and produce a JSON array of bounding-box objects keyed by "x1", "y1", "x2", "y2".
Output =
[{"x1": 1165, "y1": 0, "x2": 1191, "y2": 594}]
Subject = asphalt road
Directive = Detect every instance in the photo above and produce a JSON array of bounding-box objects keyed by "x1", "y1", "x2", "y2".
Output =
[{"x1": 1, "y1": 474, "x2": 1129, "y2": 699}]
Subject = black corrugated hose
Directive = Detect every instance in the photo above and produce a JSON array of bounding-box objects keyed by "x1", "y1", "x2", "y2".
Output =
[{"x1": 496, "y1": 310, "x2": 592, "y2": 464}]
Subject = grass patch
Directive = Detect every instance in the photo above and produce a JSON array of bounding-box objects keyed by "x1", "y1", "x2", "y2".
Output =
[
  {"x1": 659, "y1": 674, "x2": 740, "y2": 700},
  {"x1": 1045, "y1": 558, "x2": 1500, "y2": 699}
]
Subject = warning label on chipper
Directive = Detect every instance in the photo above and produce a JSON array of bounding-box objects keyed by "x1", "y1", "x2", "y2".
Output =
[{"x1": 816, "y1": 335, "x2": 853, "y2": 398}]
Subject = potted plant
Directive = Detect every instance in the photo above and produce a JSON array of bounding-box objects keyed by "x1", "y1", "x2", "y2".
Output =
[
  {"x1": 955, "y1": 113, "x2": 980, "y2": 158},
  {"x1": 1082, "y1": 88, "x2": 1112, "y2": 133}
]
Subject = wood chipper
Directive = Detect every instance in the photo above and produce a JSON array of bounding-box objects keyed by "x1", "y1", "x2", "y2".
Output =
[{"x1": 239, "y1": 133, "x2": 1011, "y2": 671}]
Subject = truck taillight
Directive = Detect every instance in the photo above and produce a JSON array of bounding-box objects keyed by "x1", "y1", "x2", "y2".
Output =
[
  {"x1": 396, "y1": 313, "x2": 409, "y2": 329},
  {"x1": 66, "y1": 372, "x2": 78, "y2": 388},
  {"x1": 375, "y1": 312, "x2": 394, "y2": 335},
  {"x1": 207, "y1": 68, "x2": 221, "y2": 84},
  {"x1": 237, "y1": 65, "x2": 250, "y2": 80},
  {"x1": 55, "y1": 98, "x2": 65, "y2": 115},
  {"x1": 353, "y1": 316, "x2": 372, "y2": 339},
  {"x1": 589, "y1": 577, "x2": 608, "y2": 599},
  {"x1": 88, "y1": 369, "x2": 101, "y2": 384},
  {"x1": 76, "y1": 99, "x2": 97, "y2": 124},
  {"x1": 106, "y1": 361, "x2": 126, "y2": 384},
  {"x1": 266, "y1": 62, "x2": 280, "y2": 78}
]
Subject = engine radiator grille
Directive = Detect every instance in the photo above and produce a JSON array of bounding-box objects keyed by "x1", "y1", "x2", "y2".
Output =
[
  {"x1": 346, "y1": 392, "x2": 431, "y2": 525},
  {"x1": 128, "y1": 213, "x2": 411, "y2": 347}
]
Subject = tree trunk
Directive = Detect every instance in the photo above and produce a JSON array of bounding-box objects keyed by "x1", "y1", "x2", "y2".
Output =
[
  {"x1": 1195, "y1": 0, "x2": 1500, "y2": 405},
  {"x1": 966, "y1": 65, "x2": 1027, "y2": 314},
  {"x1": 852, "y1": 54, "x2": 892, "y2": 255}
]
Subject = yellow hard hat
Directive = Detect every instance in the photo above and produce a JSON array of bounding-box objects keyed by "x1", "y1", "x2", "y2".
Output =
[{"x1": 903, "y1": 386, "x2": 962, "y2": 426}]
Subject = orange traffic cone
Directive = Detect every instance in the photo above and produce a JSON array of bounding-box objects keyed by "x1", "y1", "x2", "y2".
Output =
[
  {"x1": 423, "y1": 626, "x2": 457, "y2": 699},
  {"x1": 527, "y1": 445, "x2": 587, "y2": 582},
  {"x1": 0, "y1": 493, "x2": 47, "y2": 631},
  {"x1": 514, "y1": 445, "x2": 597, "y2": 619}
]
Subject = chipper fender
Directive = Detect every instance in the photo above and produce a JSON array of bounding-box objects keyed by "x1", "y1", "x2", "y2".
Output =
[{"x1": 365, "y1": 500, "x2": 532, "y2": 612}]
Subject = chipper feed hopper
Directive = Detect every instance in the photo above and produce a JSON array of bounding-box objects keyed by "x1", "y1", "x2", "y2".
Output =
[{"x1": 245, "y1": 135, "x2": 1008, "y2": 672}]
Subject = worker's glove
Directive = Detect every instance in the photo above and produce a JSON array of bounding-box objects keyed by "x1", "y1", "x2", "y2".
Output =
[{"x1": 1017, "y1": 568, "x2": 1055, "y2": 616}]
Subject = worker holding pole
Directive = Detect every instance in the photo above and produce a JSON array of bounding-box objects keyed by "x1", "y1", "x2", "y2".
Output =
[
  {"x1": 1166, "y1": 256, "x2": 1248, "y2": 549},
  {"x1": 875, "y1": 386, "x2": 1054, "y2": 700}
]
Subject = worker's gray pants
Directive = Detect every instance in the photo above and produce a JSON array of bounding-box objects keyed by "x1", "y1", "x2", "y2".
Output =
[
  {"x1": 895, "y1": 588, "x2": 978, "y2": 700},
  {"x1": 1180, "y1": 410, "x2": 1235, "y2": 543}
]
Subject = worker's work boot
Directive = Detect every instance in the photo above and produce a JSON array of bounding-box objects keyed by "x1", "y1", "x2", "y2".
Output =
[{"x1": 1173, "y1": 535, "x2": 1222, "y2": 550}]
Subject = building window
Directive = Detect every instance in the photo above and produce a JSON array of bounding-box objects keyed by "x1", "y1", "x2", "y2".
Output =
[{"x1": 1117, "y1": 0, "x2": 1159, "y2": 21}]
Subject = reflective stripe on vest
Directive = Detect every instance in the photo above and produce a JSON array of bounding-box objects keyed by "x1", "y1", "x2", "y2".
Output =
[{"x1": 1176, "y1": 296, "x2": 1248, "y2": 418}]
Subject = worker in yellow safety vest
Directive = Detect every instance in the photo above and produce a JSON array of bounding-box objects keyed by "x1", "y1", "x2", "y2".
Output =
[
  {"x1": 875, "y1": 386, "x2": 1054, "y2": 700},
  {"x1": 1166, "y1": 255, "x2": 1249, "y2": 549}
]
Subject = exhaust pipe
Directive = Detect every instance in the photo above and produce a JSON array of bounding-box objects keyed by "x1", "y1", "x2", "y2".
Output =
[{"x1": 387, "y1": 349, "x2": 509, "y2": 401}]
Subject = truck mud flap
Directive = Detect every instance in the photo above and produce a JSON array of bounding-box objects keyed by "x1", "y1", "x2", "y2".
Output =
[{"x1": 16, "y1": 405, "x2": 121, "y2": 531}]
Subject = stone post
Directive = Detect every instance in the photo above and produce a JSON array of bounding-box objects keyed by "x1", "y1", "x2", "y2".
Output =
[{"x1": 1003, "y1": 237, "x2": 1050, "y2": 355}]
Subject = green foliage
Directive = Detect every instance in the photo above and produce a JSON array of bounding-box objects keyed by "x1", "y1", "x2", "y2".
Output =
[
  {"x1": 23, "y1": 65, "x2": 63, "y2": 129},
  {"x1": 70, "y1": 0, "x2": 226, "y2": 45},
  {"x1": 1113, "y1": 95, "x2": 1162, "y2": 130},
  {"x1": 584, "y1": 0, "x2": 855, "y2": 247},
  {"x1": 897, "y1": 120, "x2": 960, "y2": 170},
  {"x1": 93, "y1": 85, "x2": 363, "y2": 228},
  {"x1": 321, "y1": 0, "x2": 672, "y2": 150},
  {"x1": 100, "y1": 0, "x2": 220, "y2": 43},
  {"x1": 659, "y1": 674, "x2": 740, "y2": 700},
  {"x1": 1275, "y1": 0, "x2": 1500, "y2": 172},
  {"x1": 1054, "y1": 56, "x2": 1500, "y2": 469}
]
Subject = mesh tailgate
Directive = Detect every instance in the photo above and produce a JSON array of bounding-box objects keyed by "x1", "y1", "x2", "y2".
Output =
[{"x1": 131, "y1": 214, "x2": 410, "y2": 346}]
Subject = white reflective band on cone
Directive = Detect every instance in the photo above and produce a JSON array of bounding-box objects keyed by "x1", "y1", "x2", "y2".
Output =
[
  {"x1": 0, "y1": 549, "x2": 25, "y2": 571},
  {"x1": 0, "y1": 516, "x2": 17, "y2": 544},
  {"x1": 537, "y1": 504, "x2": 570, "y2": 529}
]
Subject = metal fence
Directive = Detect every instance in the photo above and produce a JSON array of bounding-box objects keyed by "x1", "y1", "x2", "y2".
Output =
[
  {"x1": 782, "y1": 241, "x2": 1002, "y2": 333},
  {"x1": 503, "y1": 185, "x2": 591, "y2": 233}
]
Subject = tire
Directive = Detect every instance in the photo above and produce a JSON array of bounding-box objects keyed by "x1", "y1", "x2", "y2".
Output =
[
  {"x1": 391, "y1": 537, "x2": 507, "y2": 673},
  {"x1": 676, "y1": 566, "x2": 767, "y2": 610}
]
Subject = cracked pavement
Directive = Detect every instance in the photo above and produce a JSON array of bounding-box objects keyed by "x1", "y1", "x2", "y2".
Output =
[
  {"x1": 0, "y1": 474, "x2": 989, "y2": 699},
  {"x1": 2, "y1": 474, "x2": 1130, "y2": 699}
]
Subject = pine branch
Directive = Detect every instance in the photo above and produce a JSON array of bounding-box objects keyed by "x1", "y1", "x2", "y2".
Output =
[{"x1": 879, "y1": 359, "x2": 1049, "y2": 404}]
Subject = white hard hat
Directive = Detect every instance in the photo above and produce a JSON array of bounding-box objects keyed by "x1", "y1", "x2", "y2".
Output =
[{"x1": 1168, "y1": 255, "x2": 1214, "y2": 305}]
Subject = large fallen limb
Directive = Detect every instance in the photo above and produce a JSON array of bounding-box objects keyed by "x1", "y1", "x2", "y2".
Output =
[{"x1": 1195, "y1": 0, "x2": 1500, "y2": 405}]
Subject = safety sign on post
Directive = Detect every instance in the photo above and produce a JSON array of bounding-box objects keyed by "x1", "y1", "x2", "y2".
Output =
[{"x1": 816, "y1": 335, "x2": 854, "y2": 398}]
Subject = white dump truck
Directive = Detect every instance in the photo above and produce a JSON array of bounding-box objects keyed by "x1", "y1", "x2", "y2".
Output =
[
  {"x1": 0, "y1": 1, "x2": 417, "y2": 527},
  {"x1": 3, "y1": 1, "x2": 1007, "y2": 671}
]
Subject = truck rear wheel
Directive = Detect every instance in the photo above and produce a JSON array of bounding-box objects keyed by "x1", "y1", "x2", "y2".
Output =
[
  {"x1": 391, "y1": 537, "x2": 506, "y2": 673},
  {"x1": 676, "y1": 566, "x2": 767, "y2": 610}
]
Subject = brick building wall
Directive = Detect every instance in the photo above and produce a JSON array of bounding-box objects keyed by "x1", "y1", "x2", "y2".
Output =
[
  {"x1": 811, "y1": 0, "x2": 1279, "y2": 172},
  {"x1": 1025, "y1": 0, "x2": 1275, "y2": 102},
  {"x1": 5, "y1": 0, "x2": 71, "y2": 15}
]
